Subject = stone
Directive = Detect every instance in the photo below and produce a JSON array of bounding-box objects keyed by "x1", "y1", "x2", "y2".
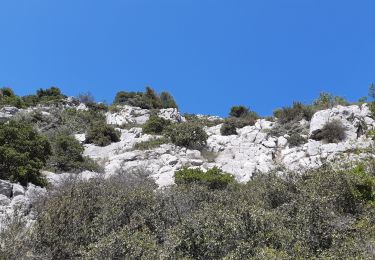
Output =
[
  {"x1": 12, "y1": 184, "x2": 25, "y2": 197},
  {"x1": 0, "y1": 180, "x2": 12, "y2": 197},
  {"x1": 0, "y1": 194, "x2": 10, "y2": 206},
  {"x1": 277, "y1": 136, "x2": 288, "y2": 148}
]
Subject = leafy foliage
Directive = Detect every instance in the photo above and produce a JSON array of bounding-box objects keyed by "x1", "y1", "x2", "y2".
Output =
[
  {"x1": 220, "y1": 119, "x2": 238, "y2": 135},
  {"x1": 0, "y1": 87, "x2": 25, "y2": 108},
  {"x1": 5, "y1": 161, "x2": 375, "y2": 259},
  {"x1": 160, "y1": 91, "x2": 178, "y2": 109},
  {"x1": 113, "y1": 87, "x2": 178, "y2": 109},
  {"x1": 165, "y1": 122, "x2": 208, "y2": 149},
  {"x1": 85, "y1": 123, "x2": 121, "y2": 146},
  {"x1": 287, "y1": 133, "x2": 307, "y2": 147},
  {"x1": 313, "y1": 92, "x2": 349, "y2": 110},
  {"x1": 142, "y1": 115, "x2": 170, "y2": 134},
  {"x1": 312, "y1": 120, "x2": 347, "y2": 143},
  {"x1": 175, "y1": 167, "x2": 235, "y2": 189},
  {"x1": 47, "y1": 132, "x2": 102, "y2": 173},
  {"x1": 274, "y1": 102, "x2": 315, "y2": 124},
  {"x1": 132, "y1": 137, "x2": 169, "y2": 150},
  {"x1": 0, "y1": 121, "x2": 51, "y2": 186}
]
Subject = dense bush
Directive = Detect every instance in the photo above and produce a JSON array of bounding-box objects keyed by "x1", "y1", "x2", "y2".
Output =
[
  {"x1": 288, "y1": 133, "x2": 307, "y2": 147},
  {"x1": 113, "y1": 87, "x2": 178, "y2": 109},
  {"x1": 60, "y1": 108, "x2": 106, "y2": 134},
  {"x1": 0, "y1": 121, "x2": 51, "y2": 186},
  {"x1": 274, "y1": 102, "x2": 315, "y2": 124},
  {"x1": 174, "y1": 167, "x2": 235, "y2": 189},
  {"x1": 160, "y1": 91, "x2": 178, "y2": 109},
  {"x1": 229, "y1": 105, "x2": 259, "y2": 119},
  {"x1": 0, "y1": 87, "x2": 25, "y2": 108},
  {"x1": 47, "y1": 132, "x2": 102, "y2": 173},
  {"x1": 165, "y1": 122, "x2": 208, "y2": 149},
  {"x1": 312, "y1": 120, "x2": 347, "y2": 143},
  {"x1": 85, "y1": 123, "x2": 121, "y2": 146},
  {"x1": 142, "y1": 115, "x2": 170, "y2": 134},
  {"x1": 220, "y1": 119, "x2": 238, "y2": 135},
  {"x1": 3, "y1": 162, "x2": 375, "y2": 259}
]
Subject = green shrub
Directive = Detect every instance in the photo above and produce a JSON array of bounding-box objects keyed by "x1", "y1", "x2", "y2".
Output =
[
  {"x1": 60, "y1": 108, "x2": 106, "y2": 134},
  {"x1": 142, "y1": 115, "x2": 170, "y2": 134},
  {"x1": 165, "y1": 122, "x2": 208, "y2": 149},
  {"x1": 174, "y1": 167, "x2": 235, "y2": 189},
  {"x1": 160, "y1": 91, "x2": 178, "y2": 108},
  {"x1": 274, "y1": 102, "x2": 315, "y2": 124},
  {"x1": 4, "y1": 161, "x2": 375, "y2": 259},
  {"x1": 0, "y1": 87, "x2": 25, "y2": 108},
  {"x1": 183, "y1": 113, "x2": 224, "y2": 127},
  {"x1": 287, "y1": 133, "x2": 307, "y2": 147},
  {"x1": 0, "y1": 121, "x2": 51, "y2": 186},
  {"x1": 312, "y1": 120, "x2": 346, "y2": 143},
  {"x1": 30, "y1": 173, "x2": 158, "y2": 259},
  {"x1": 133, "y1": 137, "x2": 169, "y2": 150},
  {"x1": 313, "y1": 92, "x2": 350, "y2": 110},
  {"x1": 113, "y1": 87, "x2": 166, "y2": 109},
  {"x1": 47, "y1": 132, "x2": 102, "y2": 173},
  {"x1": 85, "y1": 123, "x2": 121, "y2": 146},
  {"x1": 229, "y1": 105, "x2": 251, "y2": 118},
  {"x1": 220, "y1": 120, "x2": 238, "y2": 135}
]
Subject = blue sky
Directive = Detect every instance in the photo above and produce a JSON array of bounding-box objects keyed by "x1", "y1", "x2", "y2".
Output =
[{"x1": 1, "y1": 0, "x2": 374, "y2": 116}]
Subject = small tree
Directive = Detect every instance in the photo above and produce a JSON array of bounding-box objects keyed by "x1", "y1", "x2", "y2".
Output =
[
  {"x1": 160, "y1": 92, "x2": 178, "y2": 109},
  {"x1": 369, "y1": 83, "x2": 375, "y2": 100},
  {"x1": 143, "y1": 115, "x2": 170, "y2": 134},
  {"x1": 229, "y1": 106, "x2": 250, "y2": 118},
  {"x1": 0, "y1": 121, "x2": 51, "y2": 186},
  {"x1": 220, "y1": 120, "x2": 238, "y2": 136},
  {"x1": 85, "y1": 123, "x2": 121, "y2": 146},
  {"x1": 165, "y1": 122, "x2": 208, "y2": 150}
]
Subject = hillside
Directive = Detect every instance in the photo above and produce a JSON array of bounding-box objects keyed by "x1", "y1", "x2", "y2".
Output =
[{"x1": 0, "y1": 87, "x2": 375, "y2": 259}]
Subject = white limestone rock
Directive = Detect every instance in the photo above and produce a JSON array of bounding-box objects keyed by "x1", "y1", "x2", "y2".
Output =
[{"x1": 309, "y1": 104, "x2": 371, "y2": 141}]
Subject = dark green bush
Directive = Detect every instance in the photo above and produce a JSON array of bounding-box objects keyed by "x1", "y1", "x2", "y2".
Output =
[
  {"x1": 47, "y1": 132, "x2": 102, "y2": 173},
  {"x1": 0, "y1": 121, "x2": 51, "y2": 186},
  {"x1": 4, "y1": 161, "x2": 375, "y2": 259},
  {"x1": 229, "y1": 105, "x2": 259, "y2": 119},
  {"x1": 0, "y1": 87, "x2": 25, "y2": 108},
  {"x1": 160, "y1": 91, "x2": 178, "y2": 109},
  {"x1": 175, "y1": 167, "x2": 235, "y2": 189},
  {"x1": 220, "y1": 120, "x2": 238, "y2": 135},
  {"x1": 142, "y1": 115, "x2": 170, "y2": 134},
  {"x1": 288, "y1": 133, "x2": 307, "y2": 147},
  {"x1": 273, "y1": 102, "x2": 315, "y2": 124},
  {"x1": 312, "y1": 120, "x2": 347, "y2": 143},
  {"x1": 114, "y1": 87, "x2": 178, "y2": 109},
  {"x1": 165, "y1": 122, "x2": 208, "y2": 149},
  {"x1": 85, "y1": 123, "x2": 121, "y2": 146},
  {"x1": 60, "y1": 108, "x2": 106, "y2": 134}
]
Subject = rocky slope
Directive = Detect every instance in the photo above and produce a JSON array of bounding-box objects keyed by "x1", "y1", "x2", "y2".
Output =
[{"x1": 0, "y1": 101, "x2": 374, "y2": 228}]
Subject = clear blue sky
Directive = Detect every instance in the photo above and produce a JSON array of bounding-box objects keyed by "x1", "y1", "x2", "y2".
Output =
[{"x1": 1, "y1": 0, "x2": 374, "y2": 116}]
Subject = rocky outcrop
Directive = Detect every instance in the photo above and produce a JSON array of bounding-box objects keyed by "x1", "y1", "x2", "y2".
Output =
[
  {"x1": 309, "y1": 104, "x2": 374, "y2": 140},
  {"x1": 82, "y1": 104, "x2": 375, "y2": 186},
  {"x1": 0, "y1": 106, "x2": 19, "y2": 122},
  {"x1": 106, "y1": 105, "x2": 185, "y2": 126},
  {"x1": 0, "y1": 180, "x2": 45, "y2": 229}
]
